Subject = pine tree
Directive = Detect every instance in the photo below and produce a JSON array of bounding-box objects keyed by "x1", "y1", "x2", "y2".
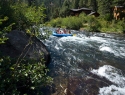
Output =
[
  {"x1": 60, "y1": 0, "x2": 70, "y2": 17},
  {"x1": 97, "y1": 0, "x2": 111, "y2": 15},
  {"x1": 112, "y1": 0, "x2": 125, "y2": 6},
  {"x1": 90, "y1": 0, "x2": 97, "y2": 11},
  {"x1": 72, "y1": 0, "x2": 80, "y2": 8},
  {"x1": 79, "y1": 0, "x2": 83, "y2": 8}
]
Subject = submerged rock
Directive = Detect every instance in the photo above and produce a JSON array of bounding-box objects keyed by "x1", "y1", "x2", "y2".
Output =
[
  {"x1": 66, "y1": 72, "x2": 114, "y2": 95},
  {"x1": 0, "y1": 30, "x2": 50, "y2": 65}
]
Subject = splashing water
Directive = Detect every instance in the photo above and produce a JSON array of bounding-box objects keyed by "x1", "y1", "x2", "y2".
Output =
[
  {"x1": 91, "y1": 65, "x2": 125, "y2": 95},
  {"x1": 40, "y1": 29, "x2": 125, "y2": 95}
]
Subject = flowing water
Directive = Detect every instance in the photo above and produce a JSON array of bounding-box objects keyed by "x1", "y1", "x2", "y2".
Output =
[{"x1": 40, "y1": 28, "x2": 125, "y2": 95}]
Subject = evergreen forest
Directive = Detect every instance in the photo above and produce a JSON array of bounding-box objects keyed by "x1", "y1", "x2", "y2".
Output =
[{"x1": 21, "y1": 0, "x2": 125, "y2": 20}]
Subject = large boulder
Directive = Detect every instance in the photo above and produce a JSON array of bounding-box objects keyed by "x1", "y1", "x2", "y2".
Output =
[{"x1": 0, "y1": 30, "x2": 50, "y2": 65}]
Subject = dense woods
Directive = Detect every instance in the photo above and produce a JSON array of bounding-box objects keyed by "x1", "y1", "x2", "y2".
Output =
[
  {"x1": 5, "y1": 0, "x2": 124, "y2": 20},
  {"x1": 40, "y1": 0, "x2": 125, "y2": 20},
  {"x1": 1, "y1": 0, "x2": 125, "y2": 26}
]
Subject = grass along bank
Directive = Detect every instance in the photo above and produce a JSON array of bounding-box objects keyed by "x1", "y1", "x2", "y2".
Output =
[{"x1": 45, "y1": 13, "x2": 125, "y2": 34}]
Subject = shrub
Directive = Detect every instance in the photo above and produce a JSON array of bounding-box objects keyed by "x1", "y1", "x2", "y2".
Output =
[
  {"x1": 116, "y1": 20, "x2": 125, "y2": 33},
  {"x1": 48, "y1": 16, "x2": 83, "y2": 30},
  {"x1": 0, "y1": 17, "x2": 15, "y2": 44},
  {"x1": 86, "y1": 16, "x2": 101, "y2": 32},
  {"x1": 51, "y1": 18, "x2": 62, "y2": 27},
  {"x1": 0, "y1": 17, "x2": 52, "y2": 95},
  {"x1": 0, "y1": 19, "x2": 53, "y2": 94},
  {"x1": 0, "y1": 3, "x2": 53, "y2": 94},
  {"x1": 0, "y1": 55, "x2": 53, "y2": 95},
  {"x1": 0, "y1": 1, "x2": 15, "y2": 29},
  {"x1": 0, "y1": 1, "x2": 46, "y2": 30},
  {"x1": 102, "y1": 13, "x2": 112, "y2": 21},
  {"x1": 46, "y1": 12, "x2": 125, "y2": 33},
  {"x1": 79, "y1": 13, "x2": 88, "y2": 23},
  {"x1": 11, "y1": 2, "x2": 46, "y2": 30}
]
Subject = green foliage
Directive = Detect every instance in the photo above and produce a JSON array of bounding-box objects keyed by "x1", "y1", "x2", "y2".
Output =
[
  {"x1": 112, "y1": 0, "x2": 125, "y2": 6},
  {"x1": 47, "y1": 18, "x2": 62, "y2": 27},
  {"x1": 110, "y1": 20, "x2": 125, "y2": 33},
  {"x1": 86, "y1": 16, "x2": 101, "y2": 32},
  {"x1": 0, "y1": 1, "x2": 15, "y2": 29},
  {"x1": 25, "y1": 25, "x2": 52, "y2": 40},
  {"x1": 11, "y1": 2, "x2": 46, "y2": 30},
  {"x1": 79, "y1": 0, "x2": 84, "y2": 8},
  {"x1": 62, "y1": 16, "x2": 82, "y2": 30},
  {"x1": 98, "y1": 18, "x2": 109, "y2": 29},
  {"x1": 0, "y1": 55, "x2": 53, "y2": 95},
  {"x1": 59, "y1": 0, "x2": 70, "y2": 18},
  {"x1": 0, "y1": 17, "x2": 53, "y2": 95},
  {"x1": 72, "y1": 0, "x2": 79, "y2": 9},
  {"x1": 37, "y1": 25, "x2": 52, "y2": 40},
  {"x1": 116, "y1": 20, "x2": 125, "y2": 31},
  {"x1": 0, "y1": 0, "x2": 46, "y2": 30},
  {"x1": 99, "y1": 13, "x2": 112, "y2": 21},
  {"x1": 46, "y1": 13, "x2": 100, "y2": 31},
  {"x1": 0, "y1": 1, "x2": 49, "y2": 39},
  {"x1": 52, "y1": 8, "x2": 60, "y2": 18},
  {"x1": 97, "y1": 18, "x2": 125, "y2": 33},
  {"x1": 46, "y1": 16, "x2": 82, "y2": 30},
  {"x1": 97, "y1": 0, "x2": 111, "y2": 16},
  {"x1": 0, "y1": 17, "x2": 15, "y2": 44},
  {"x1": 79, "y1": 13, "x2": 88, "y2": 23},
  {"x1": 46, "y1": 12, "x2": 125, "y2": 33},
  {"x1": 0, "y1": 1, "x2": 53, "y2": 95},
  {"x1": 7, "y1": 0, "x2": 125, "y2": 22}
]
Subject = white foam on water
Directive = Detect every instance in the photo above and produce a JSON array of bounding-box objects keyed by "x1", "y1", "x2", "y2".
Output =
[
  {"x1": 45, "y1": 31, "x2": 125, "y2": 95},
  {"x1": 52, "y1": 35, "x2": 125, "y2": 59},
  {"x1": 119, "y1": 47, "x2": 125, "y2": 57},
  {"x1": 91, "y1": 65, "x2": 125, "y2": 87},
  {"x1": 98, "y1": 85, "x2": 125, "y2": 95},
  {"x1": 59, "y1": 36, "x2": 84, "y2": 42},
  {"x1": 50, "y1": 34, "x2": 125, "y2": 59},
  {"x1": 55, "y1": 44, "x2": 60, "y2": 50},
  {"x1": 91, "y1": 65, "x2": 125, "y2": 95},
  {"x1": 52, "y1": 35, "x2": 107, "y2": 46},
  {"x1": 59, "y1": 36, "x2": 90, "y2": 45},
  {"x1": 90, "y1": 36, "x2": 107, "y2": 43},
  {"x1": 100, "y1": 46, "x2": 113, "y2": 53},
  {"x1": 99, "y1": 40, "x2": 125, "y2": 58},
  {"x1": 99, "y1": 44, "x2": 125, "y2": 58}
]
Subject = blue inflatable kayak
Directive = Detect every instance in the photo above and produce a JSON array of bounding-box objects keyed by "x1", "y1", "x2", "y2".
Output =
[{"x1": 52, "y1": 31, "x2": 73, "y2": 37}]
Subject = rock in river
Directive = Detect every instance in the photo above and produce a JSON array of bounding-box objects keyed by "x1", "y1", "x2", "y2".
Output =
[{"x1": 0, "y1": 30, "x2": 50, "y2": 65}]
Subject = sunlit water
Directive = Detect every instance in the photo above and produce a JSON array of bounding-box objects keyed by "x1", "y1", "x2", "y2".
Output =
[{"x1": 40, "y1": 28, "x2": 125, "y2": 95}]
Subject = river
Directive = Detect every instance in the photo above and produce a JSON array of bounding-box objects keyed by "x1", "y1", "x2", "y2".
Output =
[{"x1": 40, "y1": 28, "x2": 125, "y2": 95}]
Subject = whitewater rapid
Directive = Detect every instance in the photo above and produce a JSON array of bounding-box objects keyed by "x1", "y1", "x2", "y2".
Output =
[{"x1": 41, "y1": 29, "x2": 125, "y2": 95}]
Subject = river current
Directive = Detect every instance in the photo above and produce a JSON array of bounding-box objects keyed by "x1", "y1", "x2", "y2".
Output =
[{"x1": 40, "y1": 28, "x2": 125, "y2": 95}]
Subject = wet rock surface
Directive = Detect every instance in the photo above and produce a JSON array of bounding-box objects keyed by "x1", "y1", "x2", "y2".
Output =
[
  {"x1": 66, "y1": 72, "x2": 114, "y2": 95},
  {"x1": 48, "y1": 72, "x2": 114, "y2": 95},
  {"x1": 0, "y1": 30, "x2": 50, "y2": 65}
]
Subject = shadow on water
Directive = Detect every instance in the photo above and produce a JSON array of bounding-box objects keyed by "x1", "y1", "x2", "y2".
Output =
[{"x1": 41, "y1": 29, "x2": 125, "y2": 95}]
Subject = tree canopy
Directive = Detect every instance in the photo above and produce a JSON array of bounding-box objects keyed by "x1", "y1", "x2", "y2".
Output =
[
  {"x1": 36, "y1": 0, "x2": 125, "y2": 19},
  {"x1": 2, "y1": 0, "x2": 124, "y2": 20}
]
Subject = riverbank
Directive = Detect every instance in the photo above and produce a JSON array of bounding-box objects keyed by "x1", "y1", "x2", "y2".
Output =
[
  {"x1": 45, "y1": 13, "x2": 125, "y2": 34},
  {"x1": 79, "y1": 27, "x2": 125, "y2": 34}
]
